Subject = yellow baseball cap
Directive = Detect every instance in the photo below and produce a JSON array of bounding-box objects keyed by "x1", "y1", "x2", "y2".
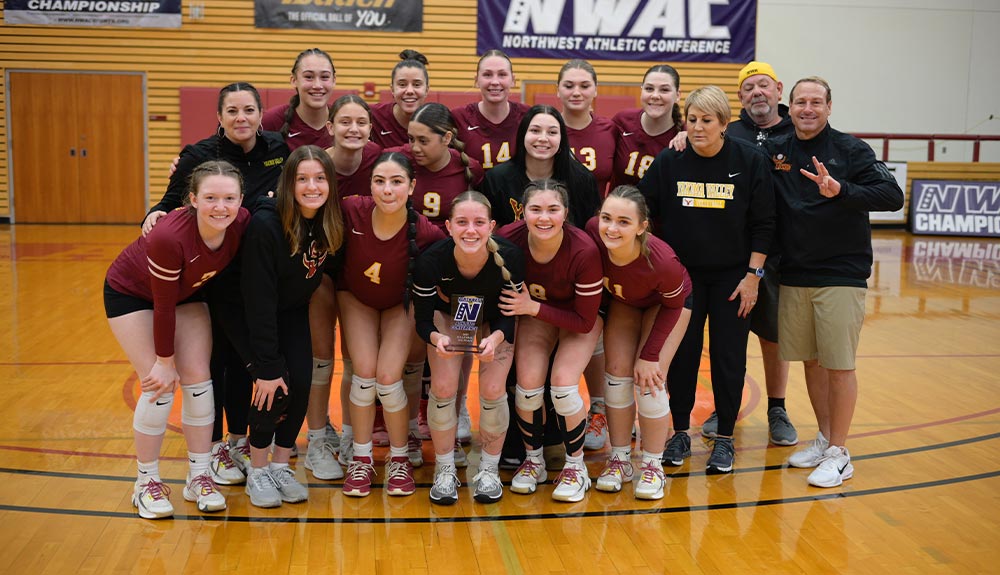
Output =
[{"x1": 738, "y1": 61, "x2": 778, "y2": 87}]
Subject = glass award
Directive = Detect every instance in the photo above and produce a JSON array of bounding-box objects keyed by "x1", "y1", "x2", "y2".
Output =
[{"x1": 446, "y1": 294, "x2": 485, "y2": 353}]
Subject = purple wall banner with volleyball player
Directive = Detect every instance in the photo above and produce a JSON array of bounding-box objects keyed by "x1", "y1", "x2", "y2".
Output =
[
  {"x1": 477, "y1": 0, "x2": 756, "y2": 63},
  {"x1": 910, "y1": 179, "x2": 1000, "y2": 238},
  {"x1": 255, "y1": 0, "x2": 422, "y2": 32},
  {"x1": 4, "y1": 0, "x2": 181, "y2": 28}
]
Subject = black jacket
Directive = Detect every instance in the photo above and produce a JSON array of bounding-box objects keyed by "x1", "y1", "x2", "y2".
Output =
[
  {"x1": 480, "y1": 160, "x2": 601, "y2": 228},
  {"x1": 727, "y1": 104, "x2": 794, "y2": 147}
]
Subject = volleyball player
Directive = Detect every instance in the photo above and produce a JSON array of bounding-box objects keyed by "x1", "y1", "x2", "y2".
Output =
[
  {"x1": 262, "y1": 48, "x2": 337, "y2": 150},
  {"x1": 610, "y1": 65, "x2": 684, "y2": 189},
  {"x1": 371, "y1": 50, "x2": 431, "y2": 148}
]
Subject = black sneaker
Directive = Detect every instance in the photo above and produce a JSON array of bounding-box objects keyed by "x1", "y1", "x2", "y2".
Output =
[
  {"x1": 661, "y1": 432, "x2": 691, "y2": 466},
  {"x1": 706, "y1": 437, "x2": 735, "y2": 475}
]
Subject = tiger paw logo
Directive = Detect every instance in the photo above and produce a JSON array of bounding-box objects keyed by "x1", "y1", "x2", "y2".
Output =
[
  {"x1": 772, "y1": 154, "x2": 792, "y2": 172},
  {"x1": 302, "y1": 240, "x2": 328, "y2": 279}
]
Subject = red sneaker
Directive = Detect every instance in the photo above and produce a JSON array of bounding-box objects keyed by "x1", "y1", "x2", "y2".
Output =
[
  {"x1": 385, "y1": 456, "x2": 416, "y2": 496},
  {"x1": 342, "y1": 456, "x2": 376, "y2": 498}
]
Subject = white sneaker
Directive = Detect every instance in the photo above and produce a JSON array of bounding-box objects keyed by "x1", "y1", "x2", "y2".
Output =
[
  {"x1": 210, "y1": 441, "x2": 246, "y2": 485},
  {"x1": 471, "y1": 464, "x2": 504, "y2": 503},
  {"x1": 429, "y1": 463, "x2": 460, "y2": 506},
  {"x1": 633, "y1": 460, "x2": 665, "y2": 500},
  {"x1": 245, "y1": 468, "x2": 282, "y2": 508},
  {"x1": 583, "y1": 411, "x2": 608, "y2": 451},
  {"x1": 808, "y1": 446, "x2": 854, "y2": 488},
  {"x1": 510, "y1": 457, "x2": 547, "y2": 494},
  {"x1": 596, "y1": 453, "x2": 633, "y2": 493},
  {"x1": 337, "y1": 432, "x2": 354, "y2": 466},
  {"x1": 132, "y1": 479, "x2": 173, "y2": 519},
  {"x1": 457, "y1": 402, "x2": 472, "y2": 445},
  {"x1": 551, "y1": 462, "x2": 591, "y2": 503},
  {"x1": 324, "y1": 421, "x2": 341, "y2": 449},
  {"x1": 453, "y1": 439, "x2": 468, "y2": 468},
  {"x1": 788, "y1": 431, "x2": 829, "y2": 468},
  {"x1": 305, "y1": 436, "x2": 344, "y2": 480},
  {"x1": 183, "y1": 472, "x2": 227, "y2": 512},
  {"x1": 270, "y1": 466, "x2": 308, "y2": 503},
  {"x1": 230, "y1": 436, "x2": 251, "y2": 473}
]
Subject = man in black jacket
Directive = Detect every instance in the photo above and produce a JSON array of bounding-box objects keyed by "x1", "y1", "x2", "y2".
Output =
[{"x1": 767, "y1": 77, "x2": 903, "y2": 488}]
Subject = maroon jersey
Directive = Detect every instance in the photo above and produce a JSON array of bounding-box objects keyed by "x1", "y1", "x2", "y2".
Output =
[
  {"x1": 106, "y1": 207, "x2": 251, "y2": 357},
  {"x1": 338, "y1": 195, "x2": 445, "y2": 310},
  {"x1": 585, "y1": 216, "x2": 690, "y2": 361},
  {"x1": 451, "y1": 101, "x2": 529, "y2": 170},
  {"x1": 611, "y1": 109, "x2": 679, "y2": 188},
  {"x1": 567, "y1": 115, "x2": 617, "y2": 195},
  {"x1": 334, "y1": 141, "x2": 382, "y2": 199},
  {"x1": 499, "y1": 220, "x2": 603, "y2": 334},
  {"x1": 388, "y1": 145, "x2": 484, "y2": 229},
  {"x1": 370, "y1": 102, "x2": 409, "y2": 149},
  {"x1": 262, "y1": 104, "x2": 332, "y2": 150}
]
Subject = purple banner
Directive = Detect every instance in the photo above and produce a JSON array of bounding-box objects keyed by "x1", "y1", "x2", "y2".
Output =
[
  {"x1": 477, "y1": 0, "x2": 756, "y2": 63},
  {"x1": 911, "y1": 179, "x2": 1000, "y2": 237}
]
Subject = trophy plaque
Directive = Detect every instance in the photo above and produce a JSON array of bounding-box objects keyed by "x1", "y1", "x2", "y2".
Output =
[{"x1": 445, "y1": 294, "x2": 485, "y2": 352}]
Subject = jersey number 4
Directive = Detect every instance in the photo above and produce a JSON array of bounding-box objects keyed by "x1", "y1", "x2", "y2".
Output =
[{"x1": 364, "y1": 262, "x2": 382, "y2": 284}]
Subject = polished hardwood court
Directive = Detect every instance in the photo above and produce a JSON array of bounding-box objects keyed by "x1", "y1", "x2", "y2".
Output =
[{"x1": 0, "y1": 225, "x2": 997, "y2": 574}]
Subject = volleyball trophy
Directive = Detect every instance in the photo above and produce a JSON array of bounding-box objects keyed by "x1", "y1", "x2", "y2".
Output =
[{"x1": 446, "y1": 294, "x2": 485, "y2": 352}]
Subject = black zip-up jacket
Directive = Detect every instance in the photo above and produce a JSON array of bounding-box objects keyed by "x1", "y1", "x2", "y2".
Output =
[
  {"x1": 765, "y1": 124, "x2": 904, "y2": 287},
  {"x1": 727, "y1": 104, "x2": 794, "y2": 147},
  {"x1": 480, "y1": 160, "x2": 601, "y2": 228}
]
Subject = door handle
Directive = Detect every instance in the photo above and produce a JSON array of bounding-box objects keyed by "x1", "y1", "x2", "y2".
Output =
[
  {"x1": 81, "y1": 148, "x2": 87, "y2": 158},
  {"x1": 70, "y1": 148, "x2": 76, "y2": 157}
]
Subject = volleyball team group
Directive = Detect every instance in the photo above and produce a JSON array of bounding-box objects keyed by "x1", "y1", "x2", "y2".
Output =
[{"x1": 104, "y1": 47, "x2": 904, "y2": 519}]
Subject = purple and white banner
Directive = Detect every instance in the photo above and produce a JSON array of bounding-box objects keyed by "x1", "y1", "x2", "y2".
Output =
[
  {"x1": 911, "y1": 179, "x2": 1000, "y2": 237},
  {"x1": 477, "y1": 0, "x2": 756, "y2": 63},
  {"x1": 4, "y1": 0, "x2": 181, "y2": 27}
]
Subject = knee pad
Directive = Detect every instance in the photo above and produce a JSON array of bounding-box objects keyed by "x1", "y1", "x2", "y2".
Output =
[
  {"x1": 376, "y1": 380, "x2": 407, "y2": 413},
  {"x1": 349, "y1": 374, "x2": 377, "y2": 407},
  {"x1": 592, "y1": 332, "x2": 605, "y2": 356},
  {"x1": 133, "y1": 390, "x2": 173, "y2": 435},
  {"x1": 402, "y1": 362, "x2": 423, "y2": 397},
  {"x1": 550, "y1": 385, "x2": 584, "y2": 416},
  {"x1": 604, "y1": 374, "x2": 636, "y2": 409},
  {"x1": 427, "y1": 393, "x2": 457, "y2": 432},
  {"x1": 514, "y1": 384, "x2": 544, "y2": 412},
  {"x1": 479, "y1": 394, "x2": 509, "y2": 436},
  {"x1": 636, "y1": 387, "x2": 670, "y2": 419},
  {"x1": 181, "y1": 380, "x2": 215, "y2": 427},
  {"x1": 311, "y1": 357, "x2": 333, "y2": 387}
]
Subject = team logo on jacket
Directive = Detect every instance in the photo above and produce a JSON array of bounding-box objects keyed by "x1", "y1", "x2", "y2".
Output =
[
  {"x1": 772, "y1": 154, "x2": 792, "y2": 172},
  {"x1": 509, "y1": 198, "x2": 524, "y2": 221},
  {"x1": 302, "y1": 240, "x2": 328, "y2": 279}
]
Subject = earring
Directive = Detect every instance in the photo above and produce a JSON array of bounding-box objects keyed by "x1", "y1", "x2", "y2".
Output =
[
  {"x1": 217, "y1": 125, "x2": 225, "y2": 138},
  {"x1": 256, "y1": 125, "x2": 264, "y2": 136}
]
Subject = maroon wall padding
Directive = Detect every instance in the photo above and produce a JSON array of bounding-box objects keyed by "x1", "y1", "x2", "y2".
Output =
[
  {"x1": 595, "y1": 95, "x2": 638, "y2": 118},
  {"x1": 179, "y1": 87, "x2": 221, "y2": 146}
]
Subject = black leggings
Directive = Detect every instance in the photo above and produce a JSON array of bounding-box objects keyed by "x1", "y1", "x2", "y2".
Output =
[{"x1": 667, "y1": 267, "x2": 750, "y2": 437}]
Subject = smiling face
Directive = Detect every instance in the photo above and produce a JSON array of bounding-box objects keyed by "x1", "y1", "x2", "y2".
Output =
[
  {"x1": 190, "y1": 174, "x2": 243, "y2": 235},
  {"x1": 392, "y1": 65, "x2": 429, "y2": 116},
  {"x1": 292, "y1": 54, "x2": 336, "y2": 111},
  {"x1": 523, "y1": 113, "x2": 562, "y2": 163},
  {"x1": 217, "y1": 90, "x2": 261, "y2": 151},
  {"x1": 476, "y1": 56, "x2": 515, "y2": 104},
  {"x1": 328, "y1": 102, "x2": 371, "y2": 151},
  {"x1": 370, "y1": 159, "x2": 414, "y2": 216},
  {"x1": 789, "y1": 81, "x2": 832, "y2": 141},
  {"x1": 446, "y1": 199, "x2": 494, "y2": 255},
  {"x1": 407, "y1": 120, "x2": 452, "y2": 168},
  {"x1": 558, "y1": 68, "x2": 597, "y2": 115},
  {"x1": 523, "y1": 189, "x2": 567, "y2": 243},
  {"x1": 598, "y1": 195, "x2": 647, "y2": 253},
  {"x1": 640, "y1": 71, "x2": 680, "y2": 121},
  {"x1": 293, "y1": 159, "x2": 330, "y2": 219}
]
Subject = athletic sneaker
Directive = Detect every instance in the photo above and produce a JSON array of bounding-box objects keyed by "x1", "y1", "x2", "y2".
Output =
[
  {"x1": 454, "y1": 439, "x2": 469, "y2": 468},
  {"x1": 788, "y1": 431, "x2": 829, "y2": 468},
  {"x1": 767, "y1": 406, "x2": 799, "y2": 446},
  {"x1": 417, "y1": 398, "x2": 431, "y2": 440},
  {"x1": 808, "y1": 446, "x2": 853, "y2": 488},
  {"x1": 471, "y1": 464, "x2": 504, "y2": 503},
  {"x1": 324, "y1": 421, "x2": 341, "y2": 450},
  {"x1": 132, "y1": 479, "x2": 173, "y2": 519},
  {"x1": 245, "y1": 468, "x2": 282, "y2": 508},
  {"x1": 662, "y1": 432, "x2": 692, "y2": 466},
  {"x1": 372, "y1": 407, "x2": 389, "y2": 447},
  {"x1": 583, "y1": 411, "x2": 609, "y2": 451},
  {"x1": 706, "y1": 437, "x2": 735, "y2": 475},
  {"x1": 270, "y1": 466, "x2": 308, "y2": 503},
  {"x1": 210, "y1": 441, "x2": 246, "y2": 485},
  {"x1": 342, "y1": 456, "x2": 376, "y2": 498},
  {"x1": 305, "y1": 435, "x2": 344, "y2": 480},
  {"x1": 385, "y1": 456, "x2": 416, "y2": 496},
  {"x1": 457, "y1": 402, "x2": 472, "y2": 445},
  {"x1": 230, "y1": 436, "x2": 251, "y2": 473},
  {"x1": 551, "y1": 462, "x2": 591, "y2": 503},
  {"x1": 429, "y1": 463, "x2": 461, "y2": 506},
  {"x1": 510, "y1": 458, "x2": 547, "y2": 494},
  {"x1": 596, "y1": 453, "x2": 634, "y2": 493},
  {"x1": 634, "y1": 460, "x2": 666, "y2": 500},
  {"x1": 701, "y1": 412, "x2": 719, "y2": 439},
  {"x1": 183, "y1": 472, "x2": 227, "y2": 512},
  {"x1": 407, "y1": 432, "x2": 424, "y2": 468},
  {"x1": 337, "y1": 432, "x2": 354, "y2": 466}
]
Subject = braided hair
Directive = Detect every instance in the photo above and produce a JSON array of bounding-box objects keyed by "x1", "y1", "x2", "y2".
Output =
[
  {"x1": 450, "y1": 191, "x2": 516, "y2": 290},
  {"x1": 410, "y1": 102, "x2": 475, "y2": 186},
  {"x1": 372, "y1": 151, "x2": 420, "y2": 312},
  {"x1": 281, "y1": 48, "x2": 336, "y2": 139},
  {"x1": 605, "y1": 185, "x2": 654, "y2": 270}
]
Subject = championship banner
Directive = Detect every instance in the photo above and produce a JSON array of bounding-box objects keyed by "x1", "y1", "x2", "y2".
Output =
[
  {"x1": 477, "y1": 0, "x2": 756, "y2": 63},
  {"x1": 4, "y1": 0, "x2": 181, "y2": 28},
  {"x1": 255, "y1": 0, "x2": 422, "y2": 31},
  {"x1": 910, "y1": 179, "x2": 1000, "y2": 238}
]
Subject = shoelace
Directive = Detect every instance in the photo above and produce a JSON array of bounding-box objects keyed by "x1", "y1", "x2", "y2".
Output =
[
  {"x1": 143, "y1": 479, "x2": 171, "y2": 500},
  {"x1": 189, "y1": 473, "x2": 218, "y2": 495},
  {"x1": 215, "y1": 443, "x2": 238, "y2": 469},
  {"x1": 602, "y1": 456, "x2": 631, "y2": 478},
  {"x1": 712, "y1": 439, "x2": 735, "y2": 459},
  {"x1": 435, "y1": 465, "x2": 460, "y2": 489},
  {"x1": 586, "y1": 413, "x2": 608, "y2": 435},
  {"x1": 473, "y1": 466, "x2": 502, "y2": 491},
  {"x1": 312, "y1": 436, "x2": 337, "y2": 457},
  {"x1": 385, "y1": 459, "x2": 411, "y2": 482},
  {"x1": 556, "y1": 466, "x2": 585, "y2": 486},
  {"x1": 407, "y1": 433, "x2": 422, "y2": 451},
  {"x1": 516, "y1": 458, "x2": 543, "y2": 479},
  {"x1": 666, "y1": 434, "x2": 689, "y2": 453},
  {"x1": 638, "y1": 460, "x2": 663, "y2": 483},
  {"x1": 234, "y1": 441, "x2": 251, "y2": 462},
  {"x1": 250, "y1": 469, "x2": 278, "y2": 491},
  {"x1": 347, "y1": 459, "x2": 376, "y2": 481},
  {"x1": 270, "y1": 467, "x2": 297, "y2": 487}
]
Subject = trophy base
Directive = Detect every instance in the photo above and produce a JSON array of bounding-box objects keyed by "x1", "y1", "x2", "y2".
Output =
[{"x1": 445, "y1": 343, "x2": 481, "y2": 353}]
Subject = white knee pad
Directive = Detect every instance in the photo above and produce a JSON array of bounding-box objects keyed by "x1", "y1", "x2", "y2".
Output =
[
  {"x1": 514, "y1": 384, "x2": 544, "y2": 412},
  {"x1": 181, "y1": 380, "x2": 215, "y2": 427},
  {"x1": 311, "y1": 357, "x2": 333, "y2": 387},
  {"x1": 550, "y1": 385, "x2": 584, "y2": 416},
  {"x1": 479, "y1": 394, "x2": 510, "y2": 435},
  {"x1": 604, "y1": 374, "x2": 636, "y2": 409},
  {"x1": 402, "y1": 362, "x2": 423, "y2": 397},
  {"x1": 133, "y1": 390, "x2": 173, "y2": 435},
  {"x1": 427, "y1": 393, "x2": 457, "y2": 432},
  {"x1": 592, "y1": 332, "x2": 605, "y2": 356},
  {"x1": 636, "y1": 387, "x2": 670, "y2": 419},
  {"x1": 376, "y1": 380, "x2": 408, "y2": 413},
  {"x1": 349, "y1": 374, "x2": 377, "y2": 407}
]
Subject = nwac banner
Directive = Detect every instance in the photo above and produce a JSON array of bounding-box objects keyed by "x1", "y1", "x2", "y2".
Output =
[
  {"x1": 4, "y1": 0, "x2": 181, "y2": 28},
  {"x1": 255, "y1": 0, "x2": 422, "y2": 31},
  {"x1": 477, "y1": 0, "x2": 756, "y2": 63}
]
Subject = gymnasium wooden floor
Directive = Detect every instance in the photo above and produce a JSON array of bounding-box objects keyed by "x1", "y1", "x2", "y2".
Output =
[{"x1": 0, "y1": 225, "x2": 997, "y2": 575}]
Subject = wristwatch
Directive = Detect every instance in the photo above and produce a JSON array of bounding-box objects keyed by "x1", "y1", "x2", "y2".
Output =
[{"x1": 747, "y1": 266, "x2": 765, "y2": 278}]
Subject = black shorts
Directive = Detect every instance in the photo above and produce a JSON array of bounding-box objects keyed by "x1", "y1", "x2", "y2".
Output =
[
  {"x1": 103, "y1": 279, "x2": 206, "y2": 319},
  {"x1": 749, "y1": 255, "x2": 780, "y2": 342}
]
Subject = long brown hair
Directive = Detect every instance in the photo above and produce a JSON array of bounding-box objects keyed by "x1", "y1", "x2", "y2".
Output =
[
  {"x1": 275, "y1": 145, "x2": 344, "y2": 256},
  {"x1": 605, "y1": 185, "x2": 653, "y2": 269}
]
